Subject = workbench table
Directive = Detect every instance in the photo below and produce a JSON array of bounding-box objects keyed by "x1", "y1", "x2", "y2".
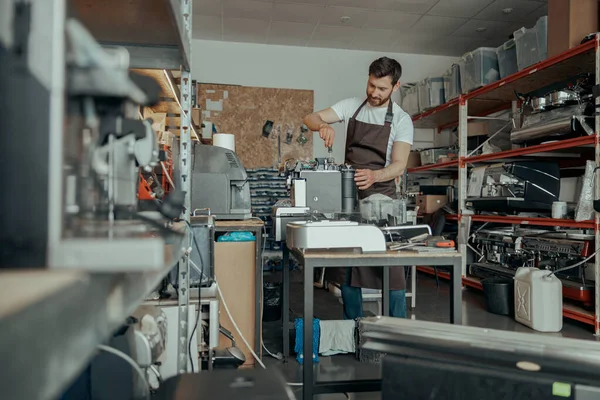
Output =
[
  {"x1": 214, "y1": 219, "x2": 264, "y2": 357},
  {"x1": 286, "y1": 249, "x2": 463, "y2": 399}
]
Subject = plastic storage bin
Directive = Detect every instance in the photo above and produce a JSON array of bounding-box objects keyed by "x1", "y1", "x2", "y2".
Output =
[
  {"x1": 458, "y1": 47, "x2": 500, "y2": 93},
  {"x1": 401, "y1": 83, "x2": 420, "y2": 116},
  {"x1": 514, "y1": 16, "x2": 548, "y2": 71},
  {"x1": 497, "y1": 38, "x2": 518, "y2": 78},
  {"x1": 443, "y1": 64, "x2": 461, "y2": 100},
  {"x1": 514, "y1": 267, "x2": 563, "y2": 332},
  {"x1": 482, "y1": 278, "x2": 514, "y2": 315},
  {"x1": 419, "y1": 148, "x2": 454, "y2": 165},
  {"x1": 417, "y1": 77, "x2": 445, "y2": 111}
]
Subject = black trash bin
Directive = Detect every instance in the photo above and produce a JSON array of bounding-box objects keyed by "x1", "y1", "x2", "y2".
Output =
[
  {"x1": 263, "y1": 282, "x2": 282, "y2": 322},
  {"x1": 482, "y1": 278, "x2": 514, "y2": 316}
]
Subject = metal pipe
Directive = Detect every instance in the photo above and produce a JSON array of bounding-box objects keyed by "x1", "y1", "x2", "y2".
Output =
[
  {"x1": 466, "y1": 115, "x2": 511, "y2": 121},
  {"x1": 209, "y1": 299, "x2": 219, "y2": 349}
]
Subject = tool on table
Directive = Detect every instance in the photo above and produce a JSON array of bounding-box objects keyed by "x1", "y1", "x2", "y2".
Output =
[
  {"x1": 425, "y1": 236, "x2": 455, "y2": 248},
  {"x1": 389, "y1": 234, "x2": 455, "y2": 252},
  {"x1": 326, "y1": 145, "x2": 335, "y2": 165}
]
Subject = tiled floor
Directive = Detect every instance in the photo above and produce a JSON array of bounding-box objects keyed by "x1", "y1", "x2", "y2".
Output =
[{"x1": 261, "y1": 271, "x2": 597, "y2": 399}]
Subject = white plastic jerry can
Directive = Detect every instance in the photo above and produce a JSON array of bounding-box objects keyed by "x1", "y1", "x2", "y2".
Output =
[{"x1": 514, "y1": 267, "x2": 563, "y2": 333}]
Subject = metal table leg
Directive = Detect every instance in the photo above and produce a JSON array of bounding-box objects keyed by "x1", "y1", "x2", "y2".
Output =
[
  {"x1": 450, "y1": 262, "x2": 463, "y2": 324},
  {"x1": 303, "y1": 259, "x2": 314, "y2": 399},
  {"x1": 411, "y1": 265, "x2": 416, "y2": 310},
  {"x1": 255, "y1": 227, "x2": 262, "y2": 358},
  {"x1": 282, "y1": 244, "x2": 290, "y2": 359},
  {"x1": 382, "y1": 266, "x2": 390, "y2": 317}
]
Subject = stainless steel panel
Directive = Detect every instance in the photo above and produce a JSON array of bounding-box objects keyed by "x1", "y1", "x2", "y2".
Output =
[{"x1": 300, "y1": 170, "x2": 342, "y2": 213}]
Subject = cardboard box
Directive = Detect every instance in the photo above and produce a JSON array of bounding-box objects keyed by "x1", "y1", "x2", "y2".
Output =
[
  {"x1": 467, "y1": 121, "x2": 489, "y2": 137},
  {"x1": 191, "y1": 108, "x2": 201, "y2": 127},
  {"x1": 416, "y1": 195, "x2": 448, "y2": 214},
  {"x1": 214, "y1": 241, "x2": 260, "y2": 367},
  {"x1": 407, "y1": 151, "x2": 421, "y2": 168},
  {"x1": 548, "y1": 0, "x2": 598, "y2": 58}
]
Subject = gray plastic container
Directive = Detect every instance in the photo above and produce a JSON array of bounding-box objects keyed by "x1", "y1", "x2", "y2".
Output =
[
  {"x1": 514, "y1": 16, "x2": 548, "y2": 71},
  {"x1": 400, "y1": 83, "x2": 420, "y2": 116},
  {"x1": 418, "y1": 77, "x2": 445, "y2": 111},
  {"x1": 443, "y1": 64, "x2": 461, "y2": 100},
  {"x1": 458, "y1": 47, "x2": 500, "y2": 93},
  {"x1": 497, "y1": 38, "x2": 519, "y2": 78}
]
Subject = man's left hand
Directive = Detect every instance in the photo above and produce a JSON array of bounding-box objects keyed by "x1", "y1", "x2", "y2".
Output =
[{"x1": 354, "y1": 169, "x2": 379, "y2": 190}]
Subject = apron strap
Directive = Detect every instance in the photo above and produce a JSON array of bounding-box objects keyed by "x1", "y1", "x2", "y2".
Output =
[
  {"x1": 351, "y1": 99, "x2": 369, "y2": 120},
  {"x1": 384, "y1": 100, "x2": 394, "y2": 127},
  {"x1": 351, "y1": 98, "x2": 394, "y2": 126}
]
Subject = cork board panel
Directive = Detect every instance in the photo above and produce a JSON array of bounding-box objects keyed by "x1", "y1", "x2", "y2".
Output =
[{"x1": 197, "y1": 84, "x2": 314, "y2": 169}]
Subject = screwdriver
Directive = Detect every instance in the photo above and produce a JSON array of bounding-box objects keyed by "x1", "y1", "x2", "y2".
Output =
[{"x1": 425, "y1": 236, "x2": 455, "y2": 248}]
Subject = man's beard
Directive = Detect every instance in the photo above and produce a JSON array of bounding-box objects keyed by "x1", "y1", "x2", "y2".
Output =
[{"x1": 366, "y1": 91, "x2": 392, "y2": 107}]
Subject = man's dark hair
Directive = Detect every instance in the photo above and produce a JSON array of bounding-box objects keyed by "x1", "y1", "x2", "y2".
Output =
[{"x1": 369, "y1": 57, "x2": 402, "y2": 86}]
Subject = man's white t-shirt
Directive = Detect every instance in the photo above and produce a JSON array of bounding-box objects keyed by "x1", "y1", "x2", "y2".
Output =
[{"x1": 331, "y1": 97, "x2": 414, "y2": 166}]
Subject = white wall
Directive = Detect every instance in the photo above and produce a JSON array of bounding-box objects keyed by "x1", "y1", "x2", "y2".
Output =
[{"x1": 191, "y1": 39, "x2": 457, "y2": 160}]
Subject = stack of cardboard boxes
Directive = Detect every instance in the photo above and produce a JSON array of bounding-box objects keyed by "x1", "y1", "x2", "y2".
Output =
[{"x1": 548, "y1": 0, "x2": 598, "y2": 58}]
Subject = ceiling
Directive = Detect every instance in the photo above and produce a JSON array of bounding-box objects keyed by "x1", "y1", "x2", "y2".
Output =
[{"x1": 191, "y1": 0, "x2": 548, "y2": 56}]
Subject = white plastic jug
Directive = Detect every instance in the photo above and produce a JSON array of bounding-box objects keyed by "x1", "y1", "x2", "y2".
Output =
[{"x1": 514, "y1": 267, "x2": 563, "y2": 332}]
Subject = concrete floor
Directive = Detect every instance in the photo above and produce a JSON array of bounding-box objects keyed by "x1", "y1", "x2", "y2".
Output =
[{"x1": 261, "y1": 270, "x2": 597, "y2": 399}]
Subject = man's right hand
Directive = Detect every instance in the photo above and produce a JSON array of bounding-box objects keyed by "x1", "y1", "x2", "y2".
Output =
[{"x1": 318, "y1": 123, "x2": 335, "y2": 148}]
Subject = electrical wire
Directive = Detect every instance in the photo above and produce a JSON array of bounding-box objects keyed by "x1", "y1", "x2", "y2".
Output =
[
  {"x1": 215, "y1": 277, "x2": 267, "y2": 369},
  {"x1": 184, "y1": 221, "x2": 206, "y2": 373},
  {"x1": 545, "y1": 250, "x2": 599, "y2": 277},
  {"x1": 262, "y1": 341, "x2": 283, "y2": 360},
  {"x1": 97, "y1": 344, "x2": 150, "y2": 400},
  {"x1": 188, "y1": 295, "x2": 201, "y2": 373},
  {"x1": 248, "y1": 217, "x2": 284, "y2": 360}
]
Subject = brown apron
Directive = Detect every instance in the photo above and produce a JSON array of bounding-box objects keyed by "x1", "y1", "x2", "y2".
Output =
[{"x1": 326, "y1": 99, "x2": 406, "y2": 291}]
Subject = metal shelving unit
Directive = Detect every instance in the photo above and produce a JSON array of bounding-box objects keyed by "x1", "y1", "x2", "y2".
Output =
[
  {"x1": 71, "y1": 0, "x2": 191, "y2": 71},
  {"x1": 76, "y1": 0, "x2": 197, "y2": 374},
  {"x1": 0, "y1": 1, "x2": 195, "y2": 399},
  {"x1": 408, "y1": 39, "x2": 600, "y2": 334}
]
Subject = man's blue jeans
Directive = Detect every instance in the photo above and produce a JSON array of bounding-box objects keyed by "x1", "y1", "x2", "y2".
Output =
[{"x1": 341, "y1": 284, "x2": 407, "y2": 319}]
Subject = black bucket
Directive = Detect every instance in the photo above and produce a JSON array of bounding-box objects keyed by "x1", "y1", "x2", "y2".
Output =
[
  {"x1": 482, "y1": 278, "x2": 514, "y2": 316},
  {"x1": 263, "y1": 282, "x2": 282, "y2": 322}
]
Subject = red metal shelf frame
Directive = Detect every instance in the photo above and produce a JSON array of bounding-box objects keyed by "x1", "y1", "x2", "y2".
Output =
[
  {"x1": 410, "y1": 40, "x2": 597, "y2": 129},
  {"x1": 464, "y1": 136, "x2": 596, "y2": 164},
  {"x1": 407, "y1": 159, "x2": 458, "y2": 173},
  {"x1": 446, "y1": 214, "x2": 594, "y2": 229},
  {"x1": 408, "y1": 136, "x2": 595, "y2": 173},
  {"x1": 463, "y1": 40, "x2": 596, "y2": 101}
]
